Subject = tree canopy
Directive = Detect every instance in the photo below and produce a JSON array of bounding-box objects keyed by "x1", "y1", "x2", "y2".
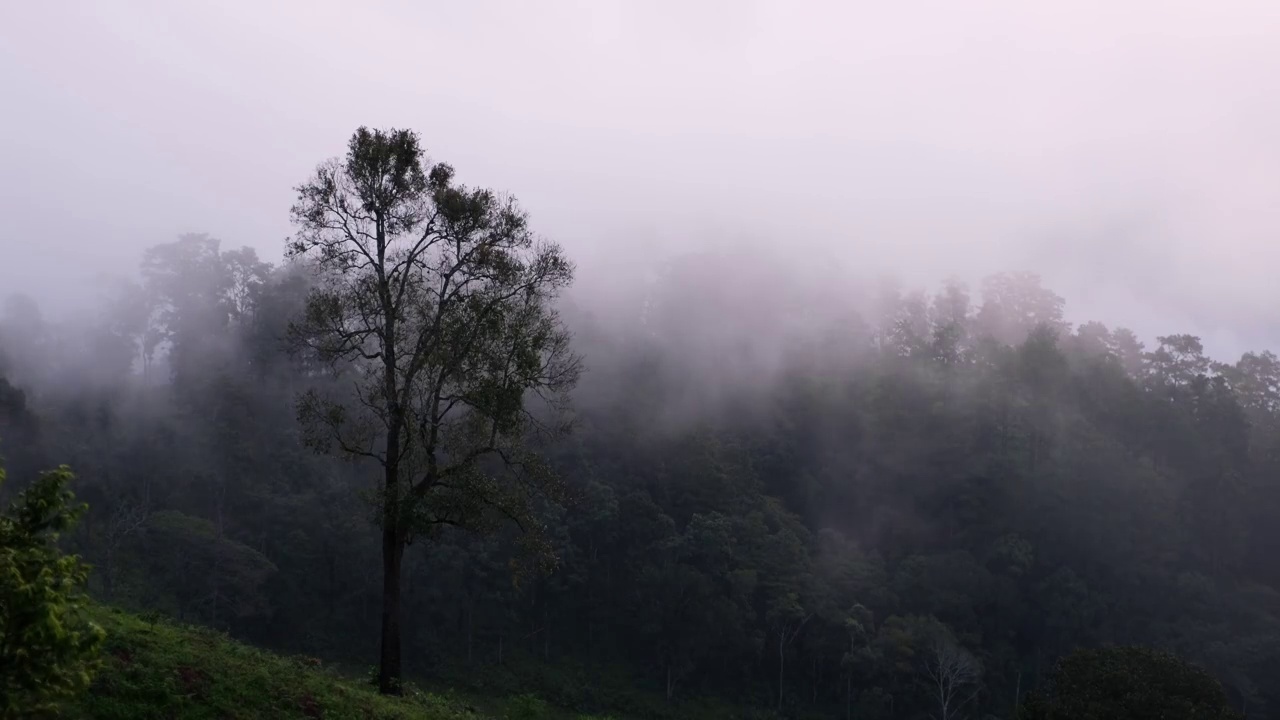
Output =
[
  {"x1": 1020, "y1": 646, "x2": 1243, "y2": 720},
  {"x1": 286, "y1": 127, "x2": 580, "y2": 693},
  {"x1": 3, "y1": 210, "x2": 1279, "y2": 716}
]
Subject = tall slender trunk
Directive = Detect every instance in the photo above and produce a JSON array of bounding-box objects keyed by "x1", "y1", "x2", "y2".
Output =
[
  {"x1": 378, "y1": 522, "x2": 404, "y2": 695},
  {"x1": 466, "y1": 604, "x2": 474, "y2": 665},
  {"x1": 1013, "y1": 668, "x2": 1022, "y2": 717},
  {"x1": 103, "y1": 546, "x2": 114, "y2": 601},
  {"x1": 210, "y1": 486, "x2": 225, "y2": 628},
  {"x1": 529, "y1": 583, "x2": 538, "y2": 654},
  {"x1": 325, "y1": 543, "x2": 337, "y2": 622},
  {"x1": 846, "y1": 674, "x2": 851, "y2": 720},
  {"x1": 778, "y1": 634, "x2": 786, "y2": 712},
  {"x1": 377, "y1": 222, "x2": 404, "y2": 697}
]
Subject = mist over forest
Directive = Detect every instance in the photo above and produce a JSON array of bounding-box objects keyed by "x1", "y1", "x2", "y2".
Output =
[
  {"x1": 4, "y1": 225, "x2": 1280, "y2": 717},
  {"x1": 5, "y1": 2, "x2": 1280, "y2": 720}
]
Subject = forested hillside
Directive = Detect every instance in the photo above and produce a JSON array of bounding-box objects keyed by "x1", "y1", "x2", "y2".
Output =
[{"x1": 2, "y1": 233, "x2": 1277, "y2": 718}]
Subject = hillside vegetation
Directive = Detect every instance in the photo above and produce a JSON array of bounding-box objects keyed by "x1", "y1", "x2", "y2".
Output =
[
  {"x1": 72, "y1": 607, "x2": 605, "y2": 720},
  {"x1": 3, "y1": 127, "x2": 1278, "y2": 717},
  {"x1": 67, "y1": 605, "x2": 773, "y2": 719}
]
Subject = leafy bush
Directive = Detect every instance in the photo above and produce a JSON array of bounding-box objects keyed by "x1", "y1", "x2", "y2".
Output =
[
  {"x1": 0, "y1": 463, "x2": 104, "y2": 718},
  {"x1": 507, "y1": 692, "x2": 550, "y2": 719},
  {"x1": 1020, "y1": 646, "x2": 1244, "y2": 720}
]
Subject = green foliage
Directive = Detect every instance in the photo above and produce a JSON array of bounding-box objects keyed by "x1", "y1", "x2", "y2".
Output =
[
  {"x1": 16, "y1": 230, "x2": 1280, "y2": 718},
  {"x1": 1020, "y1": 646, "x2": 1244, "y2": 720},
  {"x1": 71, "y1": 606, "x2": 484, "y2": 719},
  {"x1": 0, "y1": 463, "x2": 104, "y2": 718},
  {"x1": 73, "y1": 606, "x2": 734, "y2": 720},
  {"x1": 143, "y1": 510, "x2": 278, "y2": 623},
  {"x1": 287, "y1": 126, "x2": 582, "y2": 693},
  {"x1": 507, "y1": 693, "x2": 550, "y2": 719}
]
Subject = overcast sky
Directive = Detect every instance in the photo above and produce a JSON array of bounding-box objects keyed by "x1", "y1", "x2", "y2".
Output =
[{"x1": 3, "y1": 1, "x2": 1280, "y2": 357}]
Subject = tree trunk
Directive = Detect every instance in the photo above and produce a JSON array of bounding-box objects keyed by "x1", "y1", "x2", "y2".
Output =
[
  {"x1": 326, "y1": 543, "x2": 337, "y2": 623},
  {"x1": 103, "y1": 546, "x2": 114, "y2": 601},
  {"x1": 1014, "y1": 668, "x2": 1021, "y2": 717},
  {"x1": 377, "y1": 524, "x2": 405, "y2": 695},
  {"x1": 466, "y1": 604, "x2": 474, "y2": 665},
  {"x1": 529, "y1": 583, "x2": 538, "y2": 655},
  {"x1": 377, "y1": 209, "x2": 404, "y2": 697},
  {"x1": 211, "y1": 490, "x2": 224, "y2": 629},
  {"x1": 846, "y1": 674, "x2": 851, "y2": 720},
  {"x1": 778, "y1": 634, "x2": 786, "y2": 712},
  {"x1": 210, "y1": 561, "x2": 221, "y2": 628}
]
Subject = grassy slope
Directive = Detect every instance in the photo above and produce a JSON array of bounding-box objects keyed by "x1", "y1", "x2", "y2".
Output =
[
  {"x1": 64, "y1": 607, "x2": 761, "y2": 720},
  {"x1": 67, "y1": 607, "x2": 543, "y2": 720}
]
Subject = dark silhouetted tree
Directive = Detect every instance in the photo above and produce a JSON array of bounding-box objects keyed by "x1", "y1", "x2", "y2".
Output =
[{"x1": 286, "y1": 126, "x2": 580, "y2": 694}]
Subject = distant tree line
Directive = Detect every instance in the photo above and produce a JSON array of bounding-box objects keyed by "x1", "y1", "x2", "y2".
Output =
[{"x1": 1, "y1": 131, "x2": 1276, "y2": 718}]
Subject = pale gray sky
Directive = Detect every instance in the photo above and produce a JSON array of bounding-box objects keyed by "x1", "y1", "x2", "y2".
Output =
[{"x1": 3, "y1": 1, "x2": 1280, "y2": 357}]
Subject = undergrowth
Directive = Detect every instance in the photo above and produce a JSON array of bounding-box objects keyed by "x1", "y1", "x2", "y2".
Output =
[{"x1": 64, "y1": 606, "x2": 770, "y2": 719}]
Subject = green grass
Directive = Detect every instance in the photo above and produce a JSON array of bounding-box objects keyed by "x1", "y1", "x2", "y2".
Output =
[
  {"x1": 68, "y1": 607, "x2": 490, "y2": 720},
  {"x1": 62, "y1": 607, "x2": 757, "y2": 720}
]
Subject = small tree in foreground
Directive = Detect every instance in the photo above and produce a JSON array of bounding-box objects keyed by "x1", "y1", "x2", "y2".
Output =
[
  {"x1": 288, "y1": 127, "x2": 581, "y2": 694},
  {"x1": 0, "y1": 461, "x2": 104, "y2": 718},
  {"x1": 1019, "y1": 645, "x2": 1243, "y2": 720}
]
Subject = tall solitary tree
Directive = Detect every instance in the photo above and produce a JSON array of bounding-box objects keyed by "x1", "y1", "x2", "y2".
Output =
[{"x1": 287, "y1": 127, "x2": 581, "y2": 694}]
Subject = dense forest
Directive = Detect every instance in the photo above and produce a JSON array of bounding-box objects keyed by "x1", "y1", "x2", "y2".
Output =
[{"x1": 2, "y1": 139, "x2": 1277, "y2": 718}]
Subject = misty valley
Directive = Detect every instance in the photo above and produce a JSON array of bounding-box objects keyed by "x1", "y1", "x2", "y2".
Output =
[{"x1": 1, "y1": 126, "x2": 1270, "y2": 720}]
